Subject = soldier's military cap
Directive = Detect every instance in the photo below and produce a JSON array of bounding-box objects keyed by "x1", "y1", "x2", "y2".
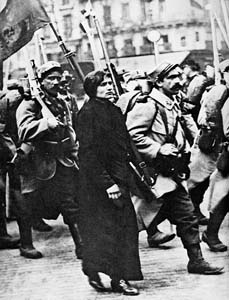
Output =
[
  {"x1": 147, "y1": 61, "x2": 179, "y2": 82},
  {"x1": 219, "y1": 59, "x2": 229, "y2": 73},
  {"x1": 37, "y1": 61, "x2": 63, "y2": 80},
  {"x1": 123, "y1": 70, "x2": 147, "y2": 83}
]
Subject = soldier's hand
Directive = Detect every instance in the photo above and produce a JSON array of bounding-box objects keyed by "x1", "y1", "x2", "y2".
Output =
[
  {"x1": 158, "y1": 143, "x2": 178, "y2": 156},
  {"x1": 47, "y1": 117, "x2": 59, "y2": 129}
]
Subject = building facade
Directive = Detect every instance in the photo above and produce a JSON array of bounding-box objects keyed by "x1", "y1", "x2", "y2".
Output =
[{"x1": 3, "y1": 0, "x2": 229, "y2": 80}]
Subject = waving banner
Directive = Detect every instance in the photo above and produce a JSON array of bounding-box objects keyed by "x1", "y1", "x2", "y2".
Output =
[{"x1": 0, "y1": 0, "x2": 50, "y2": 62}]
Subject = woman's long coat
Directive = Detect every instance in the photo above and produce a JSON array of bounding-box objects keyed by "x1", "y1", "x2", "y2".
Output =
[{"x1": 76, "y1": 97, "x2": 143, "y2": 281}]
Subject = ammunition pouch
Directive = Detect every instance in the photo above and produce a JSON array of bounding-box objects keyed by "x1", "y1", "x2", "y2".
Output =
[
  {"x1": 36, "y1": 137, "x2": 73, "y2": 158},
  {"x1": 12, "y1": 150, "x2": 33, "y2": 176},
  {"x1": 216, "y1": 142, "x2": 229, "y2": 177},
  {"x1": 153, "y1": 152, "x2": 191, "y2": 181},
  {"x1": 198, "y1": 127, "x2": 217, "y2": 154}
]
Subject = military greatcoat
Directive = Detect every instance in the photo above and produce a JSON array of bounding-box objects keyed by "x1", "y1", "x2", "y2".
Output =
[
  {"x1": 206, "y1": 95, "x2": 229, "y2": 212},
  {"x1": 125, "y1": 88, "x2": 190, "y2": 229}
]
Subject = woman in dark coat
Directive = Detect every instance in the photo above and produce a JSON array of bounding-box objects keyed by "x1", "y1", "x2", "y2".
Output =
[{"x1": 76, "y1": 70, "x2": 143, "y2": 296}]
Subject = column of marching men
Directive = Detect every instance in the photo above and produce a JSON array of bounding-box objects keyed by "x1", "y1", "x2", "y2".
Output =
[{"x1": 0, "y1": 58, "x2": 228, "y2": 296}]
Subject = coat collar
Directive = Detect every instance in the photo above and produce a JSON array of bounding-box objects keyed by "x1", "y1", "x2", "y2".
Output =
[{"x1": 149, "y1": 88, "x2": 178, "y2": 110}]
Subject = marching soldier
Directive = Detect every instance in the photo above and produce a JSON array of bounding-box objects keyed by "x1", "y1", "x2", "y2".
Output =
[
  {"x1": 126, "y1": 61, "x2": 224, "y2": 275},
  {"x1": 0, "y1": 88, "x2": 20, "y2": 249},
  {"x1": 202, "y1": 59, "x2": 229, "y2": 252},
  {"x1": 15, "y1": 61, "x2": 82, "y2": 259}
]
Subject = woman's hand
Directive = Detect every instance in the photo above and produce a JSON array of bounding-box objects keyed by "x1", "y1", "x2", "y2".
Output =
[
  {"x1": 106, "y1": 184, "x2": 124, "y2": 208},
  {"x1": 106, "y1": 184, "x2": 122, "y2": 199}
]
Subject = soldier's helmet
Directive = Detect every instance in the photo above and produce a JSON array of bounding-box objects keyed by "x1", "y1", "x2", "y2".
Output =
[
  {"x1": 219, "y1": 59, "x2": 229, "y2": 73},
  {"x1": 37, "y1": 61, "x2": 63, "y2": 80},
  {"x1": 147, "y1": 61, "x2": 179, "y2": 83}
]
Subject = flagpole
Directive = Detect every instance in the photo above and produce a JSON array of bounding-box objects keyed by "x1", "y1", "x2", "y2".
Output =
[
  {"x1": 3, "y1": 58, "x2": 11, "y2": 89},
  {"x1": 36, "y1": 30, "x2": 48, "y2": 64},
  {"x1": 207, "y1": 5, "x2": 221, "y2": 85},
  {"x1": 34, "y1": 32, "x2": 42, "y2": 66},
  {"x1": 214, "y1": 12, "x2": 229, "y2": 48},
  {"x1": 80, "y1": 12, "x2": 102, "y2": 68},
  {"x1": 220, "y1": 0, "x2": 229, "y2": 37}
]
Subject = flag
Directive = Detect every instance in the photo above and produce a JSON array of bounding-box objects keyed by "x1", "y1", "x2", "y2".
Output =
[
  {"x1": 190, "y1": 0, "x2": 203, "y2": 10},
  {"x1": 0, "y1": 0, "x2": 50, "y2": 62}
]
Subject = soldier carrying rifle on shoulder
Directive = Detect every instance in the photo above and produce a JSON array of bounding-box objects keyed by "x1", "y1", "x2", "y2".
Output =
[{"x1": 14, "y1": 61, "x2": 82, "y2": 259}]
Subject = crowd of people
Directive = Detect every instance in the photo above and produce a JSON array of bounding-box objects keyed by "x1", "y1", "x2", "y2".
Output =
[{"x1": 0, "y1": 57, "x2": 228, "y2": 296}]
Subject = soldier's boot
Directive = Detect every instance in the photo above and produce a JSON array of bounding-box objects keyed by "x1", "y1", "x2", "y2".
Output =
[
  {"x1": 202, "y1": 204, "x2": 228, "y2": 252},
  {"x1": 68, "y1": 223, "x2": 83, "y2": 259},
  {"x1": 187, "y1": 244, "x2": 224, "y2": 274},
  {"x1": 18, "y1": 220, "x2": 42, "y2": 259},
  {"x1": 147, "y1": 227, "x2": 176, "y2": 247},
  {"x1": 0, "y1": 201, "x2": 20, "y2": 249},
  {"x1": 0, "y1": 220, "x2": 20, "y2": 249}
]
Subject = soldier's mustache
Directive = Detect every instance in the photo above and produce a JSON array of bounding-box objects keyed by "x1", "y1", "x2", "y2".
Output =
[{"x1": 172, "y1": 83, "x2": 182, "y2": 90}]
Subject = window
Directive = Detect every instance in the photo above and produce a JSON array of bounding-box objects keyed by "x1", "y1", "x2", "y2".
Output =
[
  {"x1": 143, "y1": 36, "x2": 151, "y2": 46},
  {"x1": 140, "y1": 0, "x2": 146, "y2": 20},
  {"x1": 63, "y1": 15, "x2": 72, "y2": 39},
  {"x1": 161, "y1": 34, "x2": 169, "y2": 43},
  {"x1": 62, "y1": 0, "x2": 70, "y2": 5},
  {"x1": 181, "y1": 36, "x2": 186, "y2": 47},
  {"x1": 106, "y1": 41, "x2": 117, "y2": 57},
  {"x1": 195, "y1": 31, "x2": 200, "y2": 42},
  {"x1": 122, "y1": 3, "x2": 130, "y2": 20},
  {"x1": 159, "y1": 0, "x2": 165, "y2": 12},
  {"x1": 103, "y1": 5, "x2": 111, "y2": 26},
  {"x1": 122, "y1": 39, "x2": 136, "y2": 55},
  {"x1": 42, "y1": 26, "x2": 51, "y2": 40}
]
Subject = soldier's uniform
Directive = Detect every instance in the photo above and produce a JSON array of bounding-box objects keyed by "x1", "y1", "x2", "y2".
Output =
[
  {"x1": 15, "y1": 61, "x2": 82, "y2": 259},
  {"x1": 188, "y1": 84, "x2": 228, "y2": 224},
  {"x1": 126, "y1": 62, "x2": 223, "y2": 275},
  {"x1": 202, "y1": 59, "x2": 229, "y2": 252},
  {"x1": 0, "y1": 89, "x2": 20, "y2": 249}
]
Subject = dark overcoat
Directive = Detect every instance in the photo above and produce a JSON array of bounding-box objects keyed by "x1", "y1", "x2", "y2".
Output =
[{"x1": 76, "y1": 97, "x2": 143, "y2": 281}]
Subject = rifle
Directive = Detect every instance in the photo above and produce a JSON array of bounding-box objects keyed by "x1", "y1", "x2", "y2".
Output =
[
  {"x1": 129, "y1": 140, "x2": 157, "y2": 203},
  {"x1": 49, "y1": 23, "x2": 85, "y2": 83},
  {"x1": 82, "y1": 6, "x2": 124, "y2": 99}
]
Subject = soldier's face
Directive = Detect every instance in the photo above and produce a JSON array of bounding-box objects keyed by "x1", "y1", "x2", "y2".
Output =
[
  {"x1": 160, "y1": 67, "x2": 183, "y2": 96},
  {"x1": 96, "y1": 76, "x2": 115, "y2": 100},
  {"x1": 41, "y1": 71, "x2": 62, "y2": 96}
]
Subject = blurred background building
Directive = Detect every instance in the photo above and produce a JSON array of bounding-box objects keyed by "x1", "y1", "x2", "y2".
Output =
[{"x1": 2, "y1": 0, "x2": 229, "y2": 91}]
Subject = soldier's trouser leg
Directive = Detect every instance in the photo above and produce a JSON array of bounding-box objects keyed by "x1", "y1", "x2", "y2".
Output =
[
  {"x1": 16, "y1": 191, "x2": 42, "y2": 259},
  {"x1": 0, "y1": 190, "x2": 20, "y2": 249},
  {"x1": 58, "y1": 193, "x2": 83, "y2": 259},
  {"x1": 189, "y1": 178, "x2": 209, "y2": 225},
  {"x1": 0, "y1": 190, "x2": 7, "y2": 237},
  {"x1": 146, "y1": 209, "x2": 176, "y2": 247},
  {"x1": 68, "y1": 223, "x2": 83, "y2": 259},
  {"x1": 161, "y1": 185, "x2": 224, "y2": 274},
  {"x1": 202, "y1": 195, "x2": 228, "y2": 252}
]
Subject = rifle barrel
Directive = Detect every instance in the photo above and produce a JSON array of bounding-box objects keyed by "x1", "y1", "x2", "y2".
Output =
[{"x1": 49, "y1": 23, "x2": 85, "y2": 82}]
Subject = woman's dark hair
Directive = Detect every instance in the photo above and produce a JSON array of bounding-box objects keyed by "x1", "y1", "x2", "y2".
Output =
[{"x1": 83, "y1": 70, "x2": 106, "y2": 97}]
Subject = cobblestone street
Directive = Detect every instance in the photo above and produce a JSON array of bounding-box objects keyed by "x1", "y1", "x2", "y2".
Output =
[{"x1": 0, "y1": 215, "x2": 228, "y2": 300}]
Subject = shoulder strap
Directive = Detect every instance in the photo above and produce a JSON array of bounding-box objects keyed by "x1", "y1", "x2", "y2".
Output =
[
  {"x1": 125, "y1": 91, "x2": 142, "y2": 114},
  {"x1": 156, "y1": 103, "x2": 169, "y2": 135}
]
